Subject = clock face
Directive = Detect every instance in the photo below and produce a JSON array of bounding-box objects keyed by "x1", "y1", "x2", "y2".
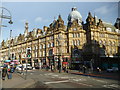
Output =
[{"x1": 73, "y1": 28, "x2": 77, "y2": 31}]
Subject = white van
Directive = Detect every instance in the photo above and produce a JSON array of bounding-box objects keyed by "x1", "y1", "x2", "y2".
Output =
[
  {"x1": 23, "y1": 63, "x2": 33, "y2": 70},
  {"x1": 16, "y1": 64, "x2": 32, "y2": 72}
]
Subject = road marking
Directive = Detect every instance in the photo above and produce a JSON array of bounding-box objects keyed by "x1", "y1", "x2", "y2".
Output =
[
  {"x1": 96, "y1": 80, "x2": 107, "y2": 83},
  {"x1": 44, "y1": 80, "x2": 69, "y2": 84},
  {"x1": 103, "y1": 84, "x2": 120, "y2": 88},
  {"x1": 78, "y1": 83, "x2": 93, "y2": 87},
  {"x1": 72, "y1": 79, "x2": 86, "y2": 82},
  {"x1": 59, "y1": 77, "x2": 69, "y2": 79},
  {"x1": 51, "y1": 75, "x2": 59, "y2": 77}
]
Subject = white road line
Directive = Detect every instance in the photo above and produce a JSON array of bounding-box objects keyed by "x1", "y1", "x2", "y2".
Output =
[
  {"x1": 72, "y1": 79, "x2": 86, "y2": 82},
  {"x1": 51, "y1": 75, "x2": 59, "y2": 77},
  {"x1": 103, "y1": 85, "x2": 117, "y2": 90},
  {"x1": 109, "y1": 84, "x2": 119, "y2": 88},
  {"x1": 59, "y1": 77, "x2": 69, "y2": 79},
  {"x1": 44, "y1": 80, "x2": 69, "y2": 84},
  {"x1": 78, "y1": 83, "x2": 93, "y2": 87},
  {"x1": 96, "y1": 80, "x2": 107, "y2": 83}
]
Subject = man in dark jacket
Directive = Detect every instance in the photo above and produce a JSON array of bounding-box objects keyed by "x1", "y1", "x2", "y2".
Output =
[{"x1": 2, "y1": 66, "x2": 8, "y2": 80}]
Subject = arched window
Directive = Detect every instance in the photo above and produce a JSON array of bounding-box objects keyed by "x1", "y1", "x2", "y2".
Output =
[
  {"x1": 113, "y1": 41, "x2": 115, "y2": 46},
  {"x1": 48, "y1": 43, "x2": 50, "y2": 48},
  {"x1": 73, "y1": 33, "x2": 74, "y2": 38},
  {"x1": 72, "y1": 40, "x2": 75, "y2": 45},
  {"x1": 108, "y1": 41, "x2": 111, "y2": 46},
  {"x1": 99, "y1": 40, "x2": 102, "y2": 45},
  {"x1": 49, "y1": 49, "x2": 53, "y2": 56},
  {"x1": 77, "y1": 40, "x2": 80, "y2": 45},
  {"x1": 40, "y1": 44, "x2": 43, "y2": 49},
  {"x1": 43, "y1": 44, "x2": 45, "y2": 48},
  {"x1": 103, "y1": 40, "x2": 106, "y2": 45},
  {"x1": 75, "y1": 40, "x2": 77, "y2": 45},
  {"x1": 110, "y1": 41, "x2": 112, "y2": 46},
  {"x1": 51, "y1": 42, "x2": 54, "y2": 47}
]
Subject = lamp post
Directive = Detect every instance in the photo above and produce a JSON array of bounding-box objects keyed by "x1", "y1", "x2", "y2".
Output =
[
  {"x1": 57, "y1": 35, "x2": 66, "y2": 73},
  {"x1": 8, "y1": 30, "x2": 12, "y2": 60},
  {"x1": 0, "y1": 7, "x2": 13, "y2": 60},
  {"x1": 56, "y1": 38, "x2": 62, "y2": 73},
  {"x1": 0, "y1": 7, "x2": 13, "y2": 90}
]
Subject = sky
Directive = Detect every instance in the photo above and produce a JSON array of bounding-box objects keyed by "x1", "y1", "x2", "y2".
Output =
[{"x1": 0, "y1": 1, "x2": 119, "y2": 43}]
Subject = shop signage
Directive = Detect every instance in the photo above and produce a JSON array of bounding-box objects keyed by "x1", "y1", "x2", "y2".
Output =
[{"x1": 62, "y1": 62, "x2": 68, "y2": 65}]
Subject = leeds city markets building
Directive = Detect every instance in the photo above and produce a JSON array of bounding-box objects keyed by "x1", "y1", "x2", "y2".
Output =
[{"x1": 0, "y1": 7, "x2": 120, "y2": 70}]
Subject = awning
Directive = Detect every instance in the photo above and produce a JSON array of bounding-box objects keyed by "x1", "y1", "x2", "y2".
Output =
[{"x1": 4, "y1": 60, "x2": 11, "y2": 62}]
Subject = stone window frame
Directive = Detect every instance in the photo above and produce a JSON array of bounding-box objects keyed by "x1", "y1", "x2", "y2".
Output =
[
  {"x1": 77, "y1": 40, "x2": 80, "y2": 45},
  {"x1": 40, "y1": 44, "x2": 43, "y2": 49}
]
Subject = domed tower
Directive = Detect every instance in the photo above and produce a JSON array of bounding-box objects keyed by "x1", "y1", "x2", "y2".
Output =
[{"x1": 68, "y1": 7, "x2": 82, "y2": 26}]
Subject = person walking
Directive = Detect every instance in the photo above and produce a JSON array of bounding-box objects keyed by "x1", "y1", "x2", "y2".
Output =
[
  {"x1": 7, "y1": 65, "x2": 13, "y2": 79},
  {"x1": 83, "y1": 65, "x2": 86, "y2": 73},
  {"x1": 2, "y1": 66, "x2": 8, "y2": 80}
]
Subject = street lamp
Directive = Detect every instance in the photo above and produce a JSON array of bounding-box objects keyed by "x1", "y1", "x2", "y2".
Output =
[
  {"x1": 56, "y1": 35, "x2": 66, "y2": 73},
  {"x1": 0, "y1": 7, "x2": 13, "y2": 90},
  {"x1": 0, "y1": 7, "x2": 13, "y2": 60}
]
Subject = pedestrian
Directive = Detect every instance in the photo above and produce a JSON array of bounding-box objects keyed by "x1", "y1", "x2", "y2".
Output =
[
  {"x1": 66, "y1": 65, "x2": 69, "y2": 73},
  {"x1": 97, "y1": 67, "x2": 101, "y2": 73},
  {"x1": 2, "y1": 66, "x2": 8, "y2": 80},
  {"x1": 79, "y1": 65, "x2": 81, "y2": 72},
  {"x1": 83, "y1": 65, "x2": 86, "y2": 73},
  {"x1": 62, "y1": 65, "x2": 66, "y2": 72},
  {"x1": 21, "y1": 64, "x2": 24, "y2": 74},
  {"x1": 7, "y1": 65, "x2": 13, "y2": 79}
]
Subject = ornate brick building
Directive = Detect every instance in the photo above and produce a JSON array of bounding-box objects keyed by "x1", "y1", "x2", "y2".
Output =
[{"x1": 0, "y1": 7, "x2": 120, "y2": 70}]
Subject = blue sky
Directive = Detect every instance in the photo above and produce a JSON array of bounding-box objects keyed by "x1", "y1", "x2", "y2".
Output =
[{"x1": 0, "y1": 2, "x2": 118, "y2": 42}]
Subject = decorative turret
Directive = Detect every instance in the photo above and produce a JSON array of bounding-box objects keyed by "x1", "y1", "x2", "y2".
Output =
[
  {"x1": 86, "y1": 12, "x2": 93, "y2": 23},
  {"x1": 24, "y1": 21, "x2": 29, "y2": 37},
  {"x1": 1, "y1": 40, "x2": 5, "y2": 47},
  {"x1": 97, "y1": 19, "x2": 104, "y2": 27},
  {"x1": 57, "y1": 15, "x2": 64, "y2": 23},
  {"x1": 114, "y1": 17, "x2": 120, "y2": 29}
]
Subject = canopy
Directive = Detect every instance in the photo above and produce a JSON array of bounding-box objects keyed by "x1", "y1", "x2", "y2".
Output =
[
  {"x1": 13, "y1": 60, "x2": 19, "y2": 62},
  {"x1": 4, "y1": 60, "x2": 11, "y2": 62}
]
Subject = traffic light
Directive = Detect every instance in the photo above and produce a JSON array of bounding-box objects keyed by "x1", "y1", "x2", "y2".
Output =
[{"x1": 26, "y1": 48, "x2": 31, "y2": 58}]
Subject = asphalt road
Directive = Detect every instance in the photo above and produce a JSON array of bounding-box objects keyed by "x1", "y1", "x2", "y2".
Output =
[{"x1": 16, "y1": 69, "x2": 120, "y2": 89}]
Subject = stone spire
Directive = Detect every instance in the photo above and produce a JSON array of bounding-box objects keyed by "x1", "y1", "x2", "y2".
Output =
[{"x1": 24, "y1": 21, "x2": 29, "y2": 37}]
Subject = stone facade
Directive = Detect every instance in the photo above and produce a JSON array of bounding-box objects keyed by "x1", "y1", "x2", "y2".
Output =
[{"x1": 0, "y1": 7, "x2": 120, "y2": 69}]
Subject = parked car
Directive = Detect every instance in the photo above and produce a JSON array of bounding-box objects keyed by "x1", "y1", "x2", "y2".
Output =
[
  {"x1": 107, "y1": 67, "x2": 119, "y2": 72},
  {"x1": 0, "y1": 65, "x2": 4, "y2": 69},
  {"x1": 23, "y1": 64, "x2": 33, "y2": 70},
  {"x1": 16, "y1": 64, "x2": 32, "y2": 73},
  {"x1": 16, "y1": 64, "x2": 23, "y2": 72}
]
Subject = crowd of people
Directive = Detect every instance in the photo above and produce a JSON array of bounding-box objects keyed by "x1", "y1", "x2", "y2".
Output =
[{"x1": 2, "y1": 64, "x2": 14, "y2": 80}]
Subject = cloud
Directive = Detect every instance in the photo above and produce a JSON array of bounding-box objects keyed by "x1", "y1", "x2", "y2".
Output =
[
  {"x1": 34, "y1": 17, "x2": 50, "y2": 23},
  {"x1": 94, "y1": 4, "x2": 117, "y2": 15},
  {"x1": 94, "y1": 6, "x2": 108, "y2": 15},
  {"x1": 35, "y1": 17, "x2": 42, "y2": 22}
]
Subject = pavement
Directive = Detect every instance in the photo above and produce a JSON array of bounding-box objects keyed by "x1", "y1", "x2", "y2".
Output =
[
  {"x1": 1, "y1": 72, "x2": 36, "y2": 88},
  {"x1": 69, "y1": 70, "x2": 120, "y2": 80},
  {"x1": 0, "y1": 69, "x2": 120, "y2": 89}
]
